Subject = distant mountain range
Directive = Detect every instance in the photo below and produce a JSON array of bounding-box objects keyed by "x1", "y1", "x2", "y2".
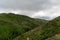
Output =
[{"x1": 34, "y1": 16, "x2": 51, "y2": 20}]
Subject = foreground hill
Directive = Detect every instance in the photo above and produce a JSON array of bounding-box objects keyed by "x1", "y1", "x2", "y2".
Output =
[
  {"x1": 46, "y1": 33, "x2": 60, "y2": 40},
  {"x1": 14, "y1": 16, "x2": 60, "y2": 40},
  {"x1": 0, "y1": 13, "x2": 46, "y2": 40}
]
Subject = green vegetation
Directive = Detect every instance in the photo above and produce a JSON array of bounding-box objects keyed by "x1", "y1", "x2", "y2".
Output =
[
  {"x1": 46, "y1": 33, "x2": 60, "y2": 40},
  {"x1": 0, "y1": 13, "x2": 60, "y2": 40},
  {"x1": 14, "y1": 16, "x2": 60, "y2": 40},
  {"x1": 0, "y1": 13, "x2": 46, "y2": 40}
]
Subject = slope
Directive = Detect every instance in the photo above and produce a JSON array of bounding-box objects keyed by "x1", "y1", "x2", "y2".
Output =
[
  {"x1": 0, "y1": 13, "x2": 46, "y2": 40},
  {"x1": 46, "y1": 33, "x2": 60, "y2": 40},
  {"x1": 14, "y1": 16, "x2": 60, "y2": 40}
]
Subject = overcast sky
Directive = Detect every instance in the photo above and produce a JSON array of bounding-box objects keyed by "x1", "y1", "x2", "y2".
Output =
[{"x1": 0, "y1": 0, "x2": 60, "y2": 20}]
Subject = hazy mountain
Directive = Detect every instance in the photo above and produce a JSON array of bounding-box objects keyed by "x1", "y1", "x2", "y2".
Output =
[{"x1": 34, "y1": 16, "x2": 51, "y2": 20}]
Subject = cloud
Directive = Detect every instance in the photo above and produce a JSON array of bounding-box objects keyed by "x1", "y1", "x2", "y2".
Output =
[
  {"x1": 0, "y1": 0, "x2": 59, "y2": 11},
  {"x1": 32, "y1": 6, "x2": 60, "y2": 20},
  {"x1": 0, "y1": 0, "x2": 60, "y2": 20},
  {"x1": 0, "y1": 8, "x2": 35, "y2": 17}
]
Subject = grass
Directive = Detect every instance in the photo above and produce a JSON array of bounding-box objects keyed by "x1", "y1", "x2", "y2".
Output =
[
  {"x1": 0, "y1": 13, "x2": 46, "y2": 40},
  {"x1": 14, "y1": 16, "x2": 60, "y2": 40}
]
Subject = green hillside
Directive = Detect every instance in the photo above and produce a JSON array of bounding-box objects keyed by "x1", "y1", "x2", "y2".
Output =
[
  {"x1": 46, "y1": 33, "x2": 60, "y2": 40},
  {"x1": 0, "y1": 13, "x2": 46, "y2": 40},
  {"x1": 0, "y1": 13, "x2": 60, "y2": 40},
  {"x1": 14, "y1": 16, "x2": 60, "y2": 40}
]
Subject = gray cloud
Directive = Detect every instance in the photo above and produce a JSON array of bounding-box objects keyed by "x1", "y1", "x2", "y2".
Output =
[
  {"x1": 0, "y1": 0, "x2": 60, "y2": 11},
  {"x1": 0, "y1": 0, "x2": 60, "y2": 20}
]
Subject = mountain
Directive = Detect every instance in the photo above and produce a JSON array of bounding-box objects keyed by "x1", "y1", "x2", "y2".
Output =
[
  {"x1": 14, "y1": 16, "x2": 60, "y2": 40},
  {"x1": 34, "y1": 16, "x2": 51, "y2": 20},
  {"x1": 0, "y1": 13, "x2": 46, "y2": 40}
]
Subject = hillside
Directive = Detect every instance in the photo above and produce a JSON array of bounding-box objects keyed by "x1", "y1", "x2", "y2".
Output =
[
  {"x1": 0, "y1": 13, "x2": 46, "y2": 40},
  {"x1": 14, "y1": 16, "x2": 60, "y2": 40},
  {"x1": 46, "y1": 33, "x2": 60, "y2": 40}
]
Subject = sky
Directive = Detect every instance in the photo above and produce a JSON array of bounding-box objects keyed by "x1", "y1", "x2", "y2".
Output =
[{"x1": 0, "y1": 0, "x2": 60, "y2": 20}]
